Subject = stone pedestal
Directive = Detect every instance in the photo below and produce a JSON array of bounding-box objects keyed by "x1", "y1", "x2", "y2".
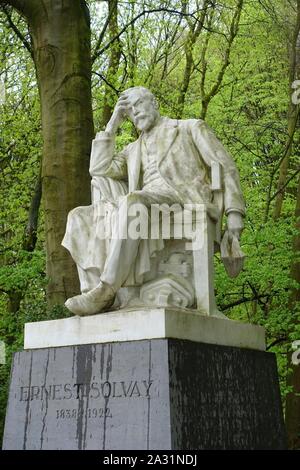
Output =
[{"x1": 3, "y1": 312, "x2": 286, "y2": 449}]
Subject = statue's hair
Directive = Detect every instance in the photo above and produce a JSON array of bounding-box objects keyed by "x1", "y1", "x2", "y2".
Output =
[{"x1": 120, "y1": 86, "x2": 158, "y2": 109}]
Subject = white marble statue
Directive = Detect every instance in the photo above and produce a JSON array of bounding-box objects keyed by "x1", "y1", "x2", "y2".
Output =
[{"x1": 62, "y1": 87, "x2": 245, "y2": 316}]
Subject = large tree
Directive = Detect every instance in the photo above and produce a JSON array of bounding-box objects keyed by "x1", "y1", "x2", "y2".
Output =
[{"x1": 0, "y1": 0, "x2": 94, "y2": 306}]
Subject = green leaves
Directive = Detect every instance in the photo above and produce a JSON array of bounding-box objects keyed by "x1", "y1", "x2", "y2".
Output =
[{"x1": 0, "y1": 250, "x2": 44, "y2": 292}]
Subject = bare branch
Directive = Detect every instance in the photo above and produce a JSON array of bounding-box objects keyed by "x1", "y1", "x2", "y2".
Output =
[
  {"x1": 92, "y1": 7, "x2": 211, "y2": 63},
  {"x1": 269, "y1": 166, "x2": 300, "y2": 204},
  {"x1": 22, "y1": 170, "x2": 42, "y2": 252},
  {"x1": 91, "y1": 0, "x2": 116, "y2": 63},
  {"x1": 266, "y1": 337, "x2": 288, "y2": 351},
  {"x1": 1, "y1": 5, "x2": 33, "y2": 59},
  {"x1": 220, "y1": 293, "x2": 270, "y2": 311},
  {"x1": 92, "y1": 70, "x2": 121, "y2": 94},
  {"x1": 0, "y1": 0, "x2": 36, "y2": 17},
  {"x1": 200, "y1": 0, "x2": 244, "y2": 119}
]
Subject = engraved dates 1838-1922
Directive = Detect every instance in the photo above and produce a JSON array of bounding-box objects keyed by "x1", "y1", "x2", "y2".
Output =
[{"x1": 56, "y1": 407, "x2": 112, "y2": 420}]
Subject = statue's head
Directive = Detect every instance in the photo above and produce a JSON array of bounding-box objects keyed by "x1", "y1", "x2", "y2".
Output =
[{"x1": 120, "y1": 86, "x2": 160, "y2": 132}]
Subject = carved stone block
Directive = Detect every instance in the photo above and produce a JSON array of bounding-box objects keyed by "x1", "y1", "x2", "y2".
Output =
[{"x1": 140, "y1": 276, "x2": 194, "y2": 308}]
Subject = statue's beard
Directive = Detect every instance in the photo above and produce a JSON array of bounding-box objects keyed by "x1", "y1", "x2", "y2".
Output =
[{"x1": 135, "y1": 114, "x2": 157, "y2": 131}]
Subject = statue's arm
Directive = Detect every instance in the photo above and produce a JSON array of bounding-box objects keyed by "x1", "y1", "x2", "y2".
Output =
[
  {"x1": 89, "y1": 131, "x2": 127, "y2": 181},
  {"x1": 90, "y1": 95, "x2": 135, "y2": 181},
  {"x1": 190, "y1": 120, "x2": 245, "y2": 215},
  {"x1": 190, "y1": 120, "x2": 245, "y2": 238}
]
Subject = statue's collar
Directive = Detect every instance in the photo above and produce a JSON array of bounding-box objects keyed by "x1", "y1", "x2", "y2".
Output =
[{"x1": 141, "y1": 116, "x2": 178, "y2": 139}]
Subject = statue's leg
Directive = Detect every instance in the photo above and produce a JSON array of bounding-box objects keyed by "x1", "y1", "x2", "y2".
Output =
[
  {"x1": 100, "y1": 192, "x2": 149, "y2": 290},
  {"x1": 66, "y1": 177, "x2": 128, "y2": 294},
  {"x1": 65, "y1": 189, "x2": 181, "y2": 316},
  {"x1": 64, "y1": 192, "x2": 148, "y2": 315},
  {"x1": 76, "y1": 266, "x2": 101, "y2": 293}
]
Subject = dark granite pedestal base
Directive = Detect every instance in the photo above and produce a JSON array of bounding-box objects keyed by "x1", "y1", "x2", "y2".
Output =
[{"x1": 3, "y1": 339, "x2": 286, "y2": 449}]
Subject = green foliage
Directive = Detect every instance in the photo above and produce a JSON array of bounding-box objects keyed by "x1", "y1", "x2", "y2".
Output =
[{"x1": 0, "y1": 250, "x2": 44, "y2": 291}]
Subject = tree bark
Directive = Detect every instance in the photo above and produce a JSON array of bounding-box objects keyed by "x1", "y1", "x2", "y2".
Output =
[
  {"x1": 1, "y1": 0, "x2": 95, "y2": 305},
  {"x1": 285, "y1": 172, "x2": 300, "y2": 449},
  {"x1": 273, "y1": 0, "x2": 300, "y2": 219},
  {"x1": 200, "y1": 0, "x2": 244, "y2": 120},
  {"x1": 22, "y1": 170, "x2": 42, "y2": 252},
  {"x1": 176, "y1": 0, "x2": 209, "y2": 119},
  {"x1": 31, "y1": 1, "x2": 94, "y2": 305}
]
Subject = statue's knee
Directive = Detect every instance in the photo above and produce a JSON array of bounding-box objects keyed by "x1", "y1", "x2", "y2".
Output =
[{"x1": 68, "y1": 206, "x2": 84, "y2": 218}]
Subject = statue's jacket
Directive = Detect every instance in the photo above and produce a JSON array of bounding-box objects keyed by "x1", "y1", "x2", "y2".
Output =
[{"x1": 91, "y1": 117, "x2": 245, "y2": 219}]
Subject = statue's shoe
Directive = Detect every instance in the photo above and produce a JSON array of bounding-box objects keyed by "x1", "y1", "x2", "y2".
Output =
[{"x1": 65, "y1": 281, "x2": 115, "y2": 316}]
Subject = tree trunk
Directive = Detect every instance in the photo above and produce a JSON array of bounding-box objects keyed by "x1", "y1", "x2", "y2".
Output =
[
  {"x1": 199, "y1": 0, "x2": 244, "y2": 120},
  {"x1": 176, "y1": 0, "x2": 209, "y2": 119},
  {"x1": 22, "y1": 170, "x2": 42, "y2": 252},
  {"x1": 271, "y1": 1, "x2": 300, "y2": 449},
  {"x1": 273, "y1": 0, "x2": 300, "y2": 219},
  {"x1": 285, "y1": 173, "x2": 300, "y2": 449},
  {"x1": 16, "y1": 0, "x2": 94, "y2": 306}
]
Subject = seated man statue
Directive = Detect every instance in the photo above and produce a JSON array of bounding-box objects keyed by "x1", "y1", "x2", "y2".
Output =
[{"x1": 62, "y1": 86, "x2": 245, "y2": 316}]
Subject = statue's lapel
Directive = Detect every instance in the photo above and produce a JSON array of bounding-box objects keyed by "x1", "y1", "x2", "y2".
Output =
[
  {"x1": 157, "y1": 118, "x2": 179, "y2": 165},
  {"x1": 128, "y1": 136, "x2": 142, "y2": 192}
]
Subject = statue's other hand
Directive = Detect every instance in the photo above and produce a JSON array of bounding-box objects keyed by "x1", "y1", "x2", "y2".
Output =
[
  {"x1": 227, "y1": 228, "x2": 242, "y2": 243},
  {"x1": 226, "y1": 211, "x2": 244, "y2": 242},
  {"x1": 105, "y1": 95, "x2": 132, "y2": 134}
]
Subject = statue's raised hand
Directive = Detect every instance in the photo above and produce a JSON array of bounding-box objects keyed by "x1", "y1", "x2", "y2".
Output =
[{"x1": 105, "y1": 95, "x2": 131, "y2": 135}]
